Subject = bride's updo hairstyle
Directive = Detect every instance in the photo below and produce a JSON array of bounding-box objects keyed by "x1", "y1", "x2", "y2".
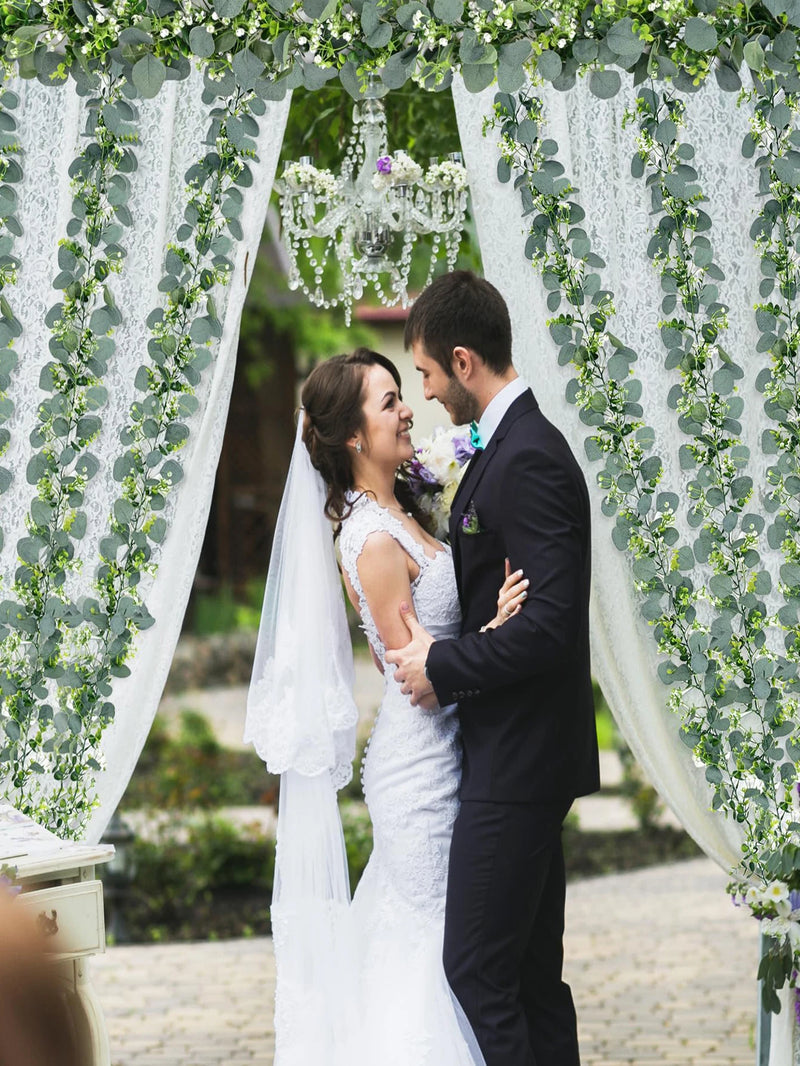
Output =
[{"x1": 302, "y1": 347, "x2": 417, "y2": 530}]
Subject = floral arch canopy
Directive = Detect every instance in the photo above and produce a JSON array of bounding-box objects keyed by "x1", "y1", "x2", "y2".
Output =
[{"x1": 2, "y1": 0, "x2": 800, "y2": 1025}]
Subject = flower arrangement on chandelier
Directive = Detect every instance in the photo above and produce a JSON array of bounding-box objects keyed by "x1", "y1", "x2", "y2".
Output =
[
  {"x1": 282, "y1": 160, "x2": 339, "y2": 197},
  {"x1": 404, "y1": 426, "x2": 475, "y2": 540},
  {"x1": 425, "y1": 160, "x2": 469, "y2": 191},
  {"x1": 371, "y1": 150, "x2": 423, "y2": 191}
]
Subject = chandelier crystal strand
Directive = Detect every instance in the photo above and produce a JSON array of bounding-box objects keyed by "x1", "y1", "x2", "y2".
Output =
[{"x1": 276, "y1": 79, "x2": 469, "y2": 323}]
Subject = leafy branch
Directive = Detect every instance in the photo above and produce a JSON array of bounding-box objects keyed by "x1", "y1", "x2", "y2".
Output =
[
  {"x1": 0, "y1": 83, "x2": 23, "y2": 555},
  {"x1": 0, "y1": 73, "x2": 137, "y2": 831}
]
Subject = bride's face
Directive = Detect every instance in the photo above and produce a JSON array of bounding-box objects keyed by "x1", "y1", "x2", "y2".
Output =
[{"x1": 357, "y1": 364, "x2": 414, "y2": 468}]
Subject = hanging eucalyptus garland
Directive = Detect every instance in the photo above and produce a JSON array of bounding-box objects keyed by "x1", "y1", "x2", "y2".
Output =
[
  {"x1": 485, "y1": 49, "x2": 800, "y2": 1008},
  {"x1": 0, "y1": 68, "x2": 261, "y2": 834},
  {"x1": 0, "y1": 84, "x2": 22, "y2": 556}
]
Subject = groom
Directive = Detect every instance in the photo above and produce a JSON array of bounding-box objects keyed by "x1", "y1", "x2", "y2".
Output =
[{"x1": 386, "y1": 271, "x2": 600, "y2": 1066}]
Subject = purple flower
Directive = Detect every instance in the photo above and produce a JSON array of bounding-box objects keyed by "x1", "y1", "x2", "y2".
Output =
[
  {"x1": 790, "y1": 889, "x2": 800, "y2": 912},
  {"x1": 376, "y1": 156, "x2": 392, "y2": 174},
  {"x1": 0, "y1": 874, "x2": 20, "y2": 898},
  {"x1": 405, "y1": 458, "x2": 439, "y2": 496},
  {"x1": 453, "y1": 435, "x2": 475, "y2": 465}
]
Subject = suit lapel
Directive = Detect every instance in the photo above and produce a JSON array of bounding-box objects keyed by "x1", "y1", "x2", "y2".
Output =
[{"x1": 451, "y1": 388, "x2": 538, "y2": 527}]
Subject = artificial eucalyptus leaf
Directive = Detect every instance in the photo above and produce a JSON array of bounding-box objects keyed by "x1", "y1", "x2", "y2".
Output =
[
  {"x1": 132, "y1": 54, "x2": 167, "y2": 99},
  {"x1": 215, "y1": 0, "x2": 246, "y2": 14},
  {"x1": 714, "y1": 61, "x2": 741, "y2": 92},
  {"x1": 684, "y1": 16, "x2": 718, "y2": 51},
  {"x1": 743, "y1": 39, "x2": 765, "y2": 71},
  {"x1": 380, "y1": 52, "x2": 414, "y2": 90},
  {"x1": 590, "y1": 69, "x2": 620, "y2": 99},
  {"x1": 433, "y1": 0, "x2": 463, "y2": 23},
  {"x1": 606, "y1": 17, "x2": 645, "y2": 58},
  {"x1": 536, "y1": 50, "x2": 562, "y2": 81},
  {"x1": 189, "y1": 26, "x2": 215, "y2": 58},
  {"x1": 773, "y1": 29, "x2": 797, "y2": 61},
  {"x1": 462, "y1": 63, "x2": 496, "y2": 93}
]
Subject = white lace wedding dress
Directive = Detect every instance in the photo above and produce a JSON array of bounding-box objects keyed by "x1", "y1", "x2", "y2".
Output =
[{"x1": 337, "y1": 493, "x2": 483, "y2": 1066}]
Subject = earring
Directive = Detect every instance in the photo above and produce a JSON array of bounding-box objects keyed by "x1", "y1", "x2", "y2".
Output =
[{"x1": 355, "y1": 441, "x2": 362, "y2": 454}]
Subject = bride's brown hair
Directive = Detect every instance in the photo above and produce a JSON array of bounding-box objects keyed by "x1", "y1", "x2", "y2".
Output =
[{"x1": 301, "y1": 348, "x2": 424, "y2": 533}]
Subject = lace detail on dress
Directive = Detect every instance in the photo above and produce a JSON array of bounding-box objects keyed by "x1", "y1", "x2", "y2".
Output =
[{"x1": 338, "y1": 493, "x2": 459, "y2": 665}]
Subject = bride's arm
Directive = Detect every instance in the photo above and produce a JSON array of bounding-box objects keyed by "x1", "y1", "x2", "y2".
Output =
[{"x1": 356, "y1": 531, "x2": 438, "y2": 710}]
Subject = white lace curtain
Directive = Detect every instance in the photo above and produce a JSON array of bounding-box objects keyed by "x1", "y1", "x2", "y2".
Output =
[
  {"x1": 452, "y1": 75, "x2": 751, "y2": 869},
  {"x1": 0, "y1": 74, "x2": 290, "y2": 843}
]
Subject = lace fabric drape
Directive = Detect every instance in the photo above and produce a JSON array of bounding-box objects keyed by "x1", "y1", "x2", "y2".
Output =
[
  {"x1": 452, "y1": 73, "x2": 749, "y2": 871},
  {"x1": 0, "y1": 74, "x2": 290, "y2": 843}
]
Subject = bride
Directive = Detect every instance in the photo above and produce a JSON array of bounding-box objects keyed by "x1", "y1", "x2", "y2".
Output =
[{"x1": 245, "y1": 348, "x2": 526, "y2": 1066}]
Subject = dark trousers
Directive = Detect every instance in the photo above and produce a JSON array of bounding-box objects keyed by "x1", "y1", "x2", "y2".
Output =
[{"x1": 443, "y1": 799, "x2": 580, "y2": 1066}]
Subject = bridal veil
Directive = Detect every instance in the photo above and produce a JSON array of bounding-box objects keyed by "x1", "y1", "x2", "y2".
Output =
[{"x1": 244, "y1": 411, "x2": 359, "y2": 1065}]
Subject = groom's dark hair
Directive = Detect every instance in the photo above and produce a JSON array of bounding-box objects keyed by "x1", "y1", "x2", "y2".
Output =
[{"x1": 404, "y1": 270, "x2": 513, "y2": 376}]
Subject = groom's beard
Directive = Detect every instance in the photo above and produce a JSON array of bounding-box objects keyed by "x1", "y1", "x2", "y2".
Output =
[{"x1": 444, "y1": 376, "x2": 481, "y2": 425}]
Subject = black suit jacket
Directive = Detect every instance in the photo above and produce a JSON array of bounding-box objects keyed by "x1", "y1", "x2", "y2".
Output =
[{"x1": 426, "y1": 389, "x2": 600, "y2": 805}]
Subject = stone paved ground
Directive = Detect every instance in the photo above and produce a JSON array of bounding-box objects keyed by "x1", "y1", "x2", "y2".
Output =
[{"x1": 93, "y1": 856, "x2": 758, "y2": 1066}]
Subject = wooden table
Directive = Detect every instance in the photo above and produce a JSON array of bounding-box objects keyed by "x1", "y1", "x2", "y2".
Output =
[{"x1": 1, "y1": 806, "x2": 114, "y2": 1066}]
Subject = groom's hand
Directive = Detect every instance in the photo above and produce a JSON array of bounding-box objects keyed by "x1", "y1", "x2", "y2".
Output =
[{"x1": 385, "y1": 603, "x2": 436, "y2": 707}]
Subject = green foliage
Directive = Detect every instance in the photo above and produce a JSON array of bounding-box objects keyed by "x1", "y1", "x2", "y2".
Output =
[
  {"x1": 112, "y1": 814, "x2": 276, "y2": 942},
  {"x1": 0, "y1": 75, "x2": 135, "y2": 832},
  {"x1": 122, "y1": 710, "x2": 279, "y2": 808},
  {"x1": 236, "y1": 235, "x2": 377, "y2": 389},
  {"x1": 0, "y1": 85, "x2": 21, "y2": 547},
  {"x1": 5, "y1": 0, "x2": 800, "y2": 105},
  {"x1": 487, "y1": 68, "x2": 800, "y2": 1010},
  {"x1": 592, "y1": 682, "x2": 615, "y2": 751},
  {"x1": 489, "y1": 83, "x2": 800, "y2": 882},
  {"x1": 615, "y1": 734, "x2": 664, "y2": 831},
  {"x1": 0, "y1": 80, "x2": 265, "y2": 837}
]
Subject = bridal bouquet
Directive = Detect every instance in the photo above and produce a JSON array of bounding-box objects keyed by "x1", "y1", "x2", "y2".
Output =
[{"x1": 404, "y1": 426, "x2": 475, "y2": 539}]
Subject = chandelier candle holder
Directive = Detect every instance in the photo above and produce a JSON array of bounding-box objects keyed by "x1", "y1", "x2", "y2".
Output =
[{"x1": 275, "y1": 80, "x2": 469, "y2": 323}]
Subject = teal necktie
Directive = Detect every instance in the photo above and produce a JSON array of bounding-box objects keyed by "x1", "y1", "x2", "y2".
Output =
[{"x1": 469, "y1": 421, "x2": 483, "y2": 450}]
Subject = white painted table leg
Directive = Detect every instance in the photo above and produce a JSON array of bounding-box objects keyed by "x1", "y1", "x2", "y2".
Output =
[{"x1": 58, "y1": 958, "x2": 111, "y2": 1066}]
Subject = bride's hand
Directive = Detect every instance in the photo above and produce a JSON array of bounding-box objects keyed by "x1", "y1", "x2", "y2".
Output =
[{"x1": 483, "y1": 559, "x2": 528, "y2": 631}]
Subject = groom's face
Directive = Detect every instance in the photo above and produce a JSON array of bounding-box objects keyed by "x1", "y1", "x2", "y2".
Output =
[{"x1": 412, "y1": 343, "x2": 480, "y2": 426}]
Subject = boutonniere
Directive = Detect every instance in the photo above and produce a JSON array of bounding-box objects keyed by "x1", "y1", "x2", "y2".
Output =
[{"x1": 460, "y1": 500, "x2": 482, "y2": 536}]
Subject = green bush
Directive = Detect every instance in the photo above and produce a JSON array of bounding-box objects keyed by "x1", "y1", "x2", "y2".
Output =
[
  {"x1": 111, "y1": 806, "x2": 375, "y2": 942},
  {"x1": 341, "y1": 801, "x2": 374, "y2": 894},
  {"x1": 122, "y1": 710, "x2": 279, "y2": 810},
  {"x1": 108, "y1": 815, "x2": 275, "y2": 943}
]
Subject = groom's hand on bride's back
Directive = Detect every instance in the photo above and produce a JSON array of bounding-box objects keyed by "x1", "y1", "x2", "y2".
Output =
[{"x1": 385, "y1": 604, "x2": 436, "y2": 708}]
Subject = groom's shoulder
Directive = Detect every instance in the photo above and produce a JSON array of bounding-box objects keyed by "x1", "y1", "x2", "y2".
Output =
[
  {"x1": 503, "y1": 397, "x2": 586, "y2": 480},
  {"x1": 505, "y1": 392, "x2": 572, "y2": 451}
]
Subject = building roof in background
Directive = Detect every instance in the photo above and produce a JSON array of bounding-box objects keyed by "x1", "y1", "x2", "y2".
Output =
[{"x1": 355, "y1": 304, "x2": 411, "y2": 323}]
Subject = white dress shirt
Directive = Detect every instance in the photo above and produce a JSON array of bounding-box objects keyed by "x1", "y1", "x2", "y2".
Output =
[{"x1": 477, "y1": 376, "x2": 529, "y2": 448}]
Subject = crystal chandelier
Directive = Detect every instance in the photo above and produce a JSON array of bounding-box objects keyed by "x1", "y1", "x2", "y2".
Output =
[{"x1": 275, "y1": 79, "x2": 469, "y2": 324}]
